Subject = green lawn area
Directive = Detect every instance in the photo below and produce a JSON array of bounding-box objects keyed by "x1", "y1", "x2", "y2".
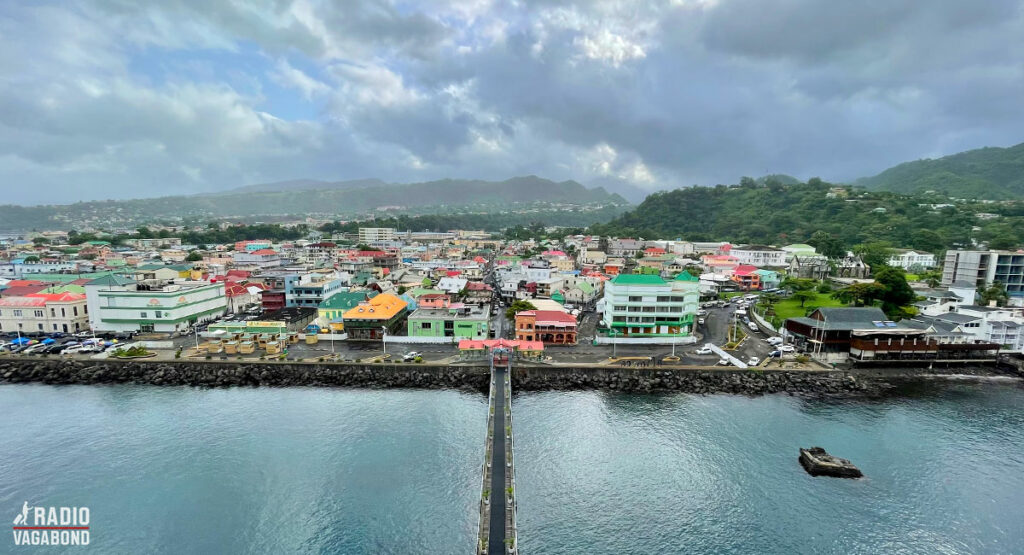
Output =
[
  {"x1": 764, "y1": 293, "x2": 848, "y2": 327},
  {"x1": 904, "y1": 273, "x2": 920, "y2": 282}
]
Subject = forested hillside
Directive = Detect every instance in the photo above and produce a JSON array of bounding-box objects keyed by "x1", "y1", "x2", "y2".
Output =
[
  {"x1": 856, "y1": 142, "x2": 1024, "y2": 199},
  {"x1": 589, "y1": 178, "x2": 1024, "y2": 251}
]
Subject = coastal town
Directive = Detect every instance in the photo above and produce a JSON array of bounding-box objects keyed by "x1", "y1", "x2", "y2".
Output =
[{"x1": 1, "y1": 224, "x2": 1022, "y2": 371}]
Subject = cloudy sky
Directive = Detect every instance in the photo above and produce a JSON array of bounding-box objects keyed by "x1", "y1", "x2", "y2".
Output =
[{"x1": 2, "y1": 0, "x2": 1023, "y2": 204}]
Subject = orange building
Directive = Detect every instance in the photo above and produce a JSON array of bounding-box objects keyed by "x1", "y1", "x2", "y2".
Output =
[
  {"x1": 341, "y1": 293, "x2": 408, "y2": 340},
  {"x1": 515, "y1": 310, "x2": 578, "y2": 345}
]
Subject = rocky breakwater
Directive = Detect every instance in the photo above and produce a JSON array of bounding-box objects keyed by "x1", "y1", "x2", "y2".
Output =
[
  {"x1": 514, "y1": 366, "x2": 881, "y2": 396},
  {"x1": 0, "y1": 358, "x2": 490, "y2": 390}
]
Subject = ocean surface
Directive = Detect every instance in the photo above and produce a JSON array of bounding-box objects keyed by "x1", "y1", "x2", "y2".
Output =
[{"x1": 2, "y1": 381, "x2": 1023, "y2": 554}]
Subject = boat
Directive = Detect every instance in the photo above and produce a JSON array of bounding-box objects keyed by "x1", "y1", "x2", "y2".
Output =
[{"x1": 799, "y1": 447, "x2": 863, "y2": 478}]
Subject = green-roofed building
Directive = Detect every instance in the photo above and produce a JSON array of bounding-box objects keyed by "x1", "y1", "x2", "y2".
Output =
[
  {"x1": 601, "y1": 272, "x2": 699, "y2": 338},
  {"x1": 317, "y1": 291, "x2": 376, "y2": 331}
]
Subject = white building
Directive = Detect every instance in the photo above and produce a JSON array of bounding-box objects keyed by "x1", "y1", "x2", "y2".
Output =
[
  {"x1": 730, "y1": 245, "x2": 786, "y2": 267},
  {"x1": 888, "y1": 249, "x2": 936, "y2": 270},
  {"x1": 601, "y1": 273, "x2": 700, "y2": 337},
  {"x1": 85, "y1": 276, "x2": 226, "y2": 333},
  {"x1": 942, "y1": 249, "x2": 1024, "y2": 306},
  {"x1": 358, "y1": 227, "x2": 397, "y2": 244}
]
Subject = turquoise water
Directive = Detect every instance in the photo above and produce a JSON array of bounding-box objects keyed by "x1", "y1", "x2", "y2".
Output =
[
  {"x1": 0, "y1": 386, "x2": 485, "y2": 554},
  {"x1": 514, "y1": 382, "x2": 1024, "y2": 554},
  {"x1": 2, "y1": 382, "x2": 1023, "y2": 554}
]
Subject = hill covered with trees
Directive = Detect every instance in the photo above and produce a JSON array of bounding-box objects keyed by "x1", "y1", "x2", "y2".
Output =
[
  {"x1": 589, "y1": 177, "x2": 1024, "y2": 252},
  {"x1": 856, "y1": 141, "x2": 1024, "y2": 199}
]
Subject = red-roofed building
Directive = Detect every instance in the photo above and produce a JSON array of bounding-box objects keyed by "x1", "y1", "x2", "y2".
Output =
[
  {"x1": 0, "y1": 285, "x2": 50, "y2": 297},
  {"x1": 515, "y1": 310, "x2": 578, "y2": 344},
  {"x1": 730, "y1": 265, "x2": 761, "y2": 290},
  {"x1": 0, "y1": 292, "x2": 89, "y2": 334}
]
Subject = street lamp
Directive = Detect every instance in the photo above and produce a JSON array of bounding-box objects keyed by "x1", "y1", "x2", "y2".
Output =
[{"x1": 381, "y1": 325, "x2": 388, "y2": 357}]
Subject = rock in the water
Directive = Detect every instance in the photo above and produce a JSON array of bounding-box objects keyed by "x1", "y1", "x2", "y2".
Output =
[{"x1": 799, "y1": 446, "x2": 863, "y2": 478}]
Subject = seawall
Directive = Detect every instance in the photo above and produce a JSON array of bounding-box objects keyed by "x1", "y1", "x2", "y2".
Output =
[
  {"x1": 0, "y1": 358, "x2": 490, "y2": 390},
  {"x1": 0, "y1": 358, "x2": 1017, "y2": 396}
]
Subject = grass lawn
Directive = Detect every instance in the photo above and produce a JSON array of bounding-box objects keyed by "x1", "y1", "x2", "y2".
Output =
[
  {"x1": 905, "y1": 273, "x2": 920, "y2": 282},
  {"x1": 764, "y1": 292, "x2": 847, "y2": 327}
]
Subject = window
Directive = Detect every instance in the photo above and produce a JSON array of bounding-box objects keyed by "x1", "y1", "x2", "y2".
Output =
[
  {"x1": 61, "y1": 308, "x2": 66, "y2": 317},
  {"x1": 614, "y1": 305, "x2": 626, "y2": 311},
  {"x1": 628, "y1": 296, "x2": 642, "y2": 302},
  {"x1": 37, "y1": 324, "x2": 44, "y2": 331},
  {"x1": 421, "y1": 322, "x2": 431, "y2": 329},
  {"x1": 73, "y1": 307, "x2": 78, "y2": 316},
  {"x1": 140, "y1": 312, "x2": 147, "y2": 318},
  {"x1": 51, "y1": 309, "x2": 56, "y2": 317},
  {"x1": 155, "y1": 311, "x2": 162, "y2": 318},
  {"x1": 34, "y1": 310, "x2": 44, "y2": 318}
]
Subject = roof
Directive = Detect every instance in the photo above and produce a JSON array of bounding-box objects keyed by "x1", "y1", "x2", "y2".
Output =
[
  {"x1": 610, "y1": 274, "x2": 666, "y2": 285},
  {"x1": 319, "y1": 291, "x2": 372, "y2": 310},
  {"x1": 733, "y1": 265, "x2": 758, "y2": 275},
  {"x1": 0, "y1": 285, "x2": 50, "y2": 297},
  {"x1": 933, "y1": 312, "x2": 982, "y2": 324},
  {"x1": 790, "y1": 307, "x2": 894, "y2": 331},
  {"x1": 457, "y1": 338, "x2": 544, "y2": 351},
  {"x1": 342, "y1": 293, "x2": 407, "y2": 320},
  {"x1": 249, "y1": 249, "x2": 277, "y2": 255},
  {"x1": 0, "y1": 296, "x2": 47, "y2": 307},
  {"x1": 518, "y1": 310, "x2": 576, "y2": 325},
  {"x1": 27, "y1": 292, "x2": 85, "y2": 302},
  {"x1": 674, "y1": 270, "x2": 699, "y2": 282},
  {"x1": 86, "y1": 274, "x2": 136, "y2": 287}
]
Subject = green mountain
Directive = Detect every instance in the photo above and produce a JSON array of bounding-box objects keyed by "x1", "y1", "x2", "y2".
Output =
[
  {"x1": 856, "y1": 142, "x2": 1024, "y2": 199},
  {"x1": 590, "y1": 178, "x2": 1024, "y2": 251},
  {"x1": 0, "y1": 176, "x2": 629, "y2": 231}
]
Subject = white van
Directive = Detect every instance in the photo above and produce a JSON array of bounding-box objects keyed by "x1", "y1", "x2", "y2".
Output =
[{"x1": 748, "y1": 322, "x2": 759, "y2": 332}]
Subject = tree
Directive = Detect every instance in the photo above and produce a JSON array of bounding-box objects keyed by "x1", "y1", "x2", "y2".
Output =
[
  {"x1": 980, "y1": 282, "x2": 1009, "y2": 307},
  {"x1": 24, "y1": 255, "x2": 40, "y2": 262},
  {"x1": 397, "y1": 285, "x2": 407, "y2": 295},
  {"x1": 910, "y1": 229, "x2": 945, "y2": 253},
  {"x1": 782, "y1": 277, "x2": 817, "y2": 291},
  {"x1": 854, "y1": 241, "x2": 894, "y2": 272},
  {"x1": 792, "y1": 290, "x2": 817, "y2": 307},
  {"x1": 807, "y1": 231, "x2": 845, "y2": 259},
  {"x1": 185, "y1": 250, "x2": 203, "y2": 262},
  {"x1": 505, "y1": 300, "x2": 536, "y2": 321},
  {"x1": 421, "y1": 277, "x2": 432, "y2": 288},
  {"x1": 32, "y1": 237, "x2": 50, "y2": 246},
  {"x1": 920, "y1": 270, "x2": 942, "y2": 288},
  {"x1": 832, "y1": 282, "x2": 885, "y2": 306},
  {"x1": 873, "y1": 266, "x2": 917, "y2": 319},
  {"x1": 355, "y1": 244, "x2": 373, "y2": 251}
]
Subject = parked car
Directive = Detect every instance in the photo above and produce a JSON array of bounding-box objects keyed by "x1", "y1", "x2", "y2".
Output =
[
  {"x1": 748, "y1": 322, "x2": 759, "y2": 332},
  {"x1": 62, "y1": 345, "x2": 85, "y2": 354},
  {"x1": 768, "y1": 350, "x2": 781, "y2": 358},
  {"x1": 780, "y1": 345, "x2": 796, "y2": 353},
  {"x1": 695, "y1": 346, "x2": 713, "y2": 355},
  {"x1": 402, "y1": 351, "x2": 422, "y2": 362},
  {"x1": 717, "y1": 359, "x2": 731, "y2": 366},
  {"x1": 23, "y1": 343, "x2": 49, "y2": 355},
  {"x1": 767, "y1": 336, "x2": 783, "y2": 345},
  {"x1": 698, "y1": 317, "x2": 706, "y2": 325},
  {"x1": 747, "y1": 357, "x2": 760, "y2": 365}
]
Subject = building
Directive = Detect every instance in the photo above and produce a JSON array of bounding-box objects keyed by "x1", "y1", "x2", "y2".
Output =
[
  {"x1": 730, "y1": 245, "x2": 787, "y2": 267},
  {"x1": 0, "y1": 293, "x2": 89, "y2": 335},
  {"x1": 317, "y1": 291, "x2": 375, "y2": 332},
  {"x1": 85, "y1": 278, "x2": 226, "y2": 333},
  {"x1": 407, "y1": 303, "x2": 490, "y2": 339},
  {"x1": 233, "y1": 249, "x2": 285, "y2": 270},
  {"x1": 261, "y1": 307, "x2": 318, "y2": 332},
  {"x1": 888, "y1": 249, "x2": 936, "y2": 270},
  {"x1": 942, "y1": 250, "x2": 1024, "y2": 304},
  {"x1": 289, "y1": 275, "x2": 344, "y2": 308},
  {"x1": 358, "y1": 227, "x2": 397, "y2": 244},
  {"x1": 730, "y1": 265, "x2": 761, "y2": 290},
  {"x1": 785, "y1": 307, "x2": 901, "y2": 363},
  {"x1": 782, "y1": 244, "x2": 818, "y2": 262},
  {"x1": 341, "y1": 293, "x2": 408, "y2": 340},
  {"x1": 515, "y1": 310, "x2": 578, "y2": 344},
  {"x1": 788, "y1": 255, "x2": 830, "y2": 280},
  {"x1": 600, "y1": 272, "x2": 700, "y2": 338}
]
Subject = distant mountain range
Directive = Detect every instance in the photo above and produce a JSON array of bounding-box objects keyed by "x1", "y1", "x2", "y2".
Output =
[
  {"x1": 857, "y1": 141, "x2": 1024, "y2": 199},
  {"x1": 0, "y1": 176, "x2": 629, "y2": 231}
]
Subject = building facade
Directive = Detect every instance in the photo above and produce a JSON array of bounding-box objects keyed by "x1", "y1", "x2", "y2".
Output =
[
  {"x1": 86, "y1": 280, "x2": 226, "y2": 333},
  {"x1": 600, "y1": 272, "x2": 700, "y2": 337},
  {"x1": 942, "y1": 250, "x2": 1024, "y2": 304},
  {"x1": 0, "y1": 293, "x2": 89, "y2": 335}
]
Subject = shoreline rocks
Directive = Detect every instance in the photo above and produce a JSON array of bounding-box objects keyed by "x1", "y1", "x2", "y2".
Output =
[{"x1": 0, "y1": 358, "x2": 1017, "y2": 397}]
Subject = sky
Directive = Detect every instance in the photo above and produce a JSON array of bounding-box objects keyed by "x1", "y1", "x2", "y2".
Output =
[{"x1": 1, "y1": 0, "x2": 1023, "y2": 205}]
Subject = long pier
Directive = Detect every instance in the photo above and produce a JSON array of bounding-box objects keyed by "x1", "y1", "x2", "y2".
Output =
[{"x1": 478, "y1": 352, "x2": 517, "y2": 554}]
